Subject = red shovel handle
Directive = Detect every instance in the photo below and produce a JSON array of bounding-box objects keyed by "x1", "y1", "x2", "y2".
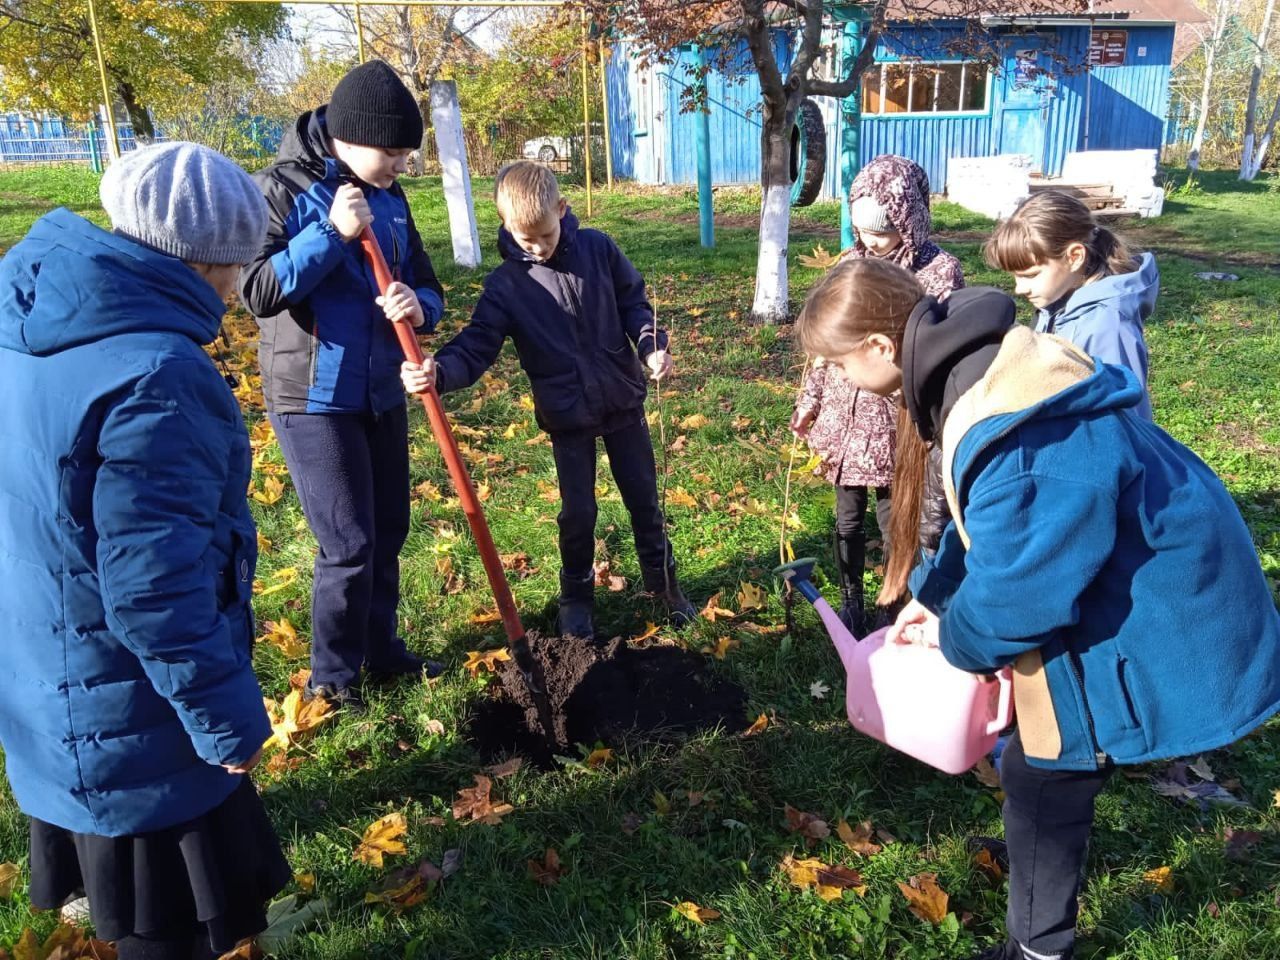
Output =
[{"x1": 360, "y1": 227, "x2": 525, "y2": 645}]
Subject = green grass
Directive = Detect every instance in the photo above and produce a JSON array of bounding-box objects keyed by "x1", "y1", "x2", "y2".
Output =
[{"x1": 0, "y1": 164, "x2": 1277, "y2": 959}]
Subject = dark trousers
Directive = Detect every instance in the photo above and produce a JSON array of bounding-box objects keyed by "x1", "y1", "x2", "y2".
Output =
[
  {"x1": 833, "y1": 484, "x2": 892, "y2": 544},
  {"x1": 551, "y1": 416, "x2": 670, "y2": 584},
  {"x1": 270, "y1": 406, "x2": 411, "y2": 690},
  {"x1": 1001, "y1": 731, "x2": 1114, "y2": 960}
]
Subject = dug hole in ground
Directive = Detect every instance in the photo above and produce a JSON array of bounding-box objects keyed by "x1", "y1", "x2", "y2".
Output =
[{"x1": 468, "y1": 632, "x2": 748, "y2": 766}]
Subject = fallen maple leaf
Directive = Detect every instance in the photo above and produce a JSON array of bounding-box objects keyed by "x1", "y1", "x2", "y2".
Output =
[
  {"x1": 264, "y1": 689, "x2": 335, "y2": 752},
  {"x1": 259, "y1": 618, "x2": 308, "y2": 659},
  {"x1": 0, "y1": 862, "x2": 18, "y2": 899},
  {"x1": 815, "y1": 863, "x2": 867, "y2": 901},
  {"x1": 667, "y1": 486, "x2": 699, "y2": 509},
  {"x1": 809, "y1": 680, "x2": 830, "y2": 699},
  {"x1": 499, "y1": 552, "x2": 536, "y2": 579},
  {"x1": 364, "y1": 860, "x2": 440, "y2": 912},
  {"x1": 673, "y1": 900, "x2": 720, "y2": 924},
  {"x1": 257, "y1": 531, "x2": 272, "y2": 554},
  {"x1": 653, "y1": 790, "x2": 671, "y2": 815},
  {"x1": 1274, "y1": 789, "x2": 1280, "y2": 810},
  {"x1": 467, "y1": 609, "x2": 503, "y2": 626},
  {"x1": 252, "y1": 475, "x2": 286, "y2": 506},
  {"x1": 744, "y1": 713, "x2": 769, "y2": 737},
  {"x1": 972, "y1": 756, "x2": 1002, "y2": 788},
  {"x1": 422, "y1": 718, "x2": 446, "y2": 737},
  {"x1": 630, "y1": 622, "x2": 661, "y2": 645},
  {"x1": 1223, "y1": 828, "x2": 1263, "y2": 862},
  {"x1": 586, "y1": 747, "x2": 614, "y2": 768},
  {"x1": 452, "y1": 775, "x2": 514, "y2": 825},
  {"x1": 353, "y1": 812, "x2": 409, "y2": 868},
  {"x1": 679, "y1": 413, "x2": 710, "y2": 430},
  {"x1": 486, "y1": 756, "x2": 524, "y2": 778},
  {"x1": 736, "y1": 581, "x2": 767, "y2": 612},
  {"x1": 527, "y1": 848, "x2": 563, "y2": 886},
  {"x1": 972, "y1": 848, "x2": 1003, "y2": 882},
  {"x1": 294, "y1": 872, "x2": 316, "y2": 893},
  {"x1": 463, "y1": 648, "x2": 512, "y2": 677},
  {"x1": 700, "y1": 592, "x2": 736, "y2": 622},
  {"x1": 797, "y1": 242, "x2": 840, "y2": 270},
  {"x1": 898, "y1": 872, "x2": 950, "y2": 924},
  {"x1": 1143, "y1": 865, "x2": 1175, "y2": 894},
  {"x1": 784, "y1": 804, "x2": 830, "y2": 845},
  {"x1": 836, "y1": 819, "x2": 882, "y2": 857},
  {"x1": 704, "y1": 636, "x2": 738, "y2": 660}
]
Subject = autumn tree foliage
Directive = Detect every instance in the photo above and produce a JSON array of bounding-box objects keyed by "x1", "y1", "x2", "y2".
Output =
[
  {"x1": 584, "y1": 0, "x2": 1087, "y2": 321},
  {"x1": 0, "y1": 0, "x2": 286, "y2": 138}
]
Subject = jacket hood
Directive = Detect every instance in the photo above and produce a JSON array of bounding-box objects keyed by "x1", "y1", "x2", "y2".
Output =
[
  {"x1": 939, "y1": 326, "x2": 1146, "y2": 548},
  {"x1": 275, "y1": 107, "x2": 334, "y2": 177},
  {"x1": 848, "y1": 155, "x2": 936, "y2": 271},
  {"x1": 1048, "y1": 251, "x2": 1159, "y2": 329},
  {"x1": 901, "y1": 286, "x2": 1017, "y2": 442},
  {"x1": 0, "y1": 208, "x2": 226, "y2": 356},
  {"x1": 498, "y1": 209, "x2": 580, "y2": 264}
]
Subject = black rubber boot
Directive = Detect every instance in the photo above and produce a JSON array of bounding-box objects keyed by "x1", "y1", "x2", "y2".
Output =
[
  {"x1": 834, "y1": 531, "x2": 866, "y2": 639},
  {"x1": 557, "y1": 570, "x2": 596, "y2": 640},
  {"x1": 642, "y1": 566, "x2": 698, "y2": 628}
]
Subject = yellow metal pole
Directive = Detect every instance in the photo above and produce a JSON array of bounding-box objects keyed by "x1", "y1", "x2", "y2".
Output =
[
  {"x1": 597, "y1": 38, "x2": 613, "y2": 191},
  {"x1": 580, "y1": 10, "x2": 592, "y2": 217},
  {"x1": 86, "y1": 0, "x2": 120, "y2": 161},
  {"x1": 355, "y1": 0, "x2": 366, "y2": 62}
]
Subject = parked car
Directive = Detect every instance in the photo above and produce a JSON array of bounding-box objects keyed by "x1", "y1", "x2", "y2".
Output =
[{"x1": 522, "y1": 135, "x2": 570, "y2": 162}]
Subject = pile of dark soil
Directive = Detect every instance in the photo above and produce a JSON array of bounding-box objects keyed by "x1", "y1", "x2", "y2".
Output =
[{"x1": 468, "y1": 632, "x2": 748, "y2": 764}]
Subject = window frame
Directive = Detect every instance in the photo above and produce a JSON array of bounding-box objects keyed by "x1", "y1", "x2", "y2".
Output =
[{"x1": 861, "y1": 60, "x2": 993, "y2": 119}]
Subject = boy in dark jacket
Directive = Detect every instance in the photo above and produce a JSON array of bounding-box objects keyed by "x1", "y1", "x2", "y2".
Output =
[
  {"x1": 401, "y1": 161, "x2": 696, "y2": 640},
  {"x1": 240, "y1": 60, "x2": 445, "y2": 707}
]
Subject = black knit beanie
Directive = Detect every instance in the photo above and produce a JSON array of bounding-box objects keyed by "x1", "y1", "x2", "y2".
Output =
[{"x1": 326, "y1": 60, "x2": 424, "y2": 149}]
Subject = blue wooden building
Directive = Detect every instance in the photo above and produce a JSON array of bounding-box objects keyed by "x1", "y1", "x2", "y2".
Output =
[{"x1": 605, "y1": 0, "x2": 1204, "y2": 198}]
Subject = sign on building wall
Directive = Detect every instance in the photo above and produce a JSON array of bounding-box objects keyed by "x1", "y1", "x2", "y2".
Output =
[{"x1": 1089, "y1": 30, "x2": 1128, "y2": 66}]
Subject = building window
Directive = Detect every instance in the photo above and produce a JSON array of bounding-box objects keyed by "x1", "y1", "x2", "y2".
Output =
[{"x1": 861, "y1": 62, "x2": 990, "y2": 116}]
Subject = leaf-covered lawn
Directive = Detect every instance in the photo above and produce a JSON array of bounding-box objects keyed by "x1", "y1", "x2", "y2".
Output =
[{"x1": 0, "y1": 166, "x2": 1277, "y2": 960}]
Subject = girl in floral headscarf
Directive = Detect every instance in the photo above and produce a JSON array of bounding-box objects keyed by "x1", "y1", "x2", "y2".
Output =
[{"x1": 791, "y1": 155, "x2": 963, "y2": 635}]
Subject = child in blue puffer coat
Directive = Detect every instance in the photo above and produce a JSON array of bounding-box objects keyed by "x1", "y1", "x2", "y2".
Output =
[
  {"x1": 795, "y1": 256, "x2": 1280, "y2": 960},
  {"x1": 0, "y1": 143, "x2": 288, "y2": 960}
]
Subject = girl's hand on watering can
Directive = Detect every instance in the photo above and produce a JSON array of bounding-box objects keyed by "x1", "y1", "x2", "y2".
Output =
[
  {"x1": 400, "y1": 358, "x2": 436, "y2": 395},
  {"x1": 378, "y1": 281, "x2": 424, "y2": 326},
  {"x1": 888, "y1": 598, "x2": 940, "y2": 647},
  {"x1": 646, "y1": 349, "x2": 673, "y2": 381}
]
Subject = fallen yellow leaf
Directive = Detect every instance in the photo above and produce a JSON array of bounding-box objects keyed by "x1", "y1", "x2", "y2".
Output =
[
  {"x1": 679, "y1": 413, "x2": 710, "y2": 430},
  {"x1": 673, "y1": 900, "x2": 720, "y2": 924},
  {"x1": 630, "y1": 622, "x2": 661, "y2": 644},
  {"x1": 699, "y1": 592, "x2": 736, "y2": 623},
  {"x1": 353, "y1": 812, "x2": 409, "y2": 868},
  {"x1": 257, "y1": 530, "x2": 272, "y2": 554},
  {"x1": 295, "y1": 871, "x2": 316, "y2": 893},
  {"x1": 744, "y1": 713, "x2": 769, "y2": 737},
  {"x1": 736, "y1": 581, "x2": 767, "y2": 612},
  {"x1": 264, "y1": 688, "x2": 335, "y2": 752},
  {"x1": 667, "y1": 487, "x2": 699, "y2": 509},
  {"x1": 705, "y1": 636, "x2": 738, "y2": 660},
  {"x1": 797, "y1": 242, "x2": 840, "y2": 270},
  {"x1": 0, "y1": 861, "x2": 18, "y2": 899},
  {"x1": 463, "y1": 648, "x2": 512, "y2": 677},
  {"x1": 259, "y1": 618, "x2": 308, "y2": 659},
  {"x1": 252, "y1": 475, "x2": 286, "y2": 506},
  {"x1": 1144, "y1": 865, "x2": 1175, "y2": 895},
  {"x1": 898, "y1": 872, "x2": 950, "y2": 924},
  {"x1": 468, "y1": 609, "x2": 504, "y2": 626},
  {"x1": 586, "y1": 747, "x2": 613, "y2": 768}
]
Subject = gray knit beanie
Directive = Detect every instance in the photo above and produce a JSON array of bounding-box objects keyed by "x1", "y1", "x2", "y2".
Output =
[
  {"x1": 850, "y1": 195, "x2": 894, "y2": 235},
  {"x1": 99, "y1": 141, "x2": 268, "y2": 264}
]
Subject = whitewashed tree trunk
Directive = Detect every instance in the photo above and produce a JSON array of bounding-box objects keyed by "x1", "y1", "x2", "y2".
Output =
[
  {"x1": 1239, "y1": 0, "x2": 1276, "y2": 180},
  {"x1": 430, "y1": 80, "x2": 482, "y2": 268},
  {"x1": 752, "y1": 181, "x2": 792, "y2": 322},
  {"x1": 1189, "y1": 0, "x2": 1233, "y2": 171},
  {"x1": 1244, "y1": 93, "x2": 1280, "y2": 178}
]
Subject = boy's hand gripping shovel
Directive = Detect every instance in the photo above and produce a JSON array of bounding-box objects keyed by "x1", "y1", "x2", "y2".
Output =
[{"x1": 359, "y1": 228, "x2": 555, "y2": 744}]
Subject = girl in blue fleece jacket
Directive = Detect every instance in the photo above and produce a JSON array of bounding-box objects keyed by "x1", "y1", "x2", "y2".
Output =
[
  {"x1": 795, "y1": 256, "x2": 1280, "y2": 960},
  {"x1": 985, "y1": 190, "x2": 1156, "y2": 421}
]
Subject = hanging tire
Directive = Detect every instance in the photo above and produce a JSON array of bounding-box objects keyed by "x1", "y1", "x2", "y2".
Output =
[{"x1": 790, "y1": 99, "x2": 826, "y2": 207}]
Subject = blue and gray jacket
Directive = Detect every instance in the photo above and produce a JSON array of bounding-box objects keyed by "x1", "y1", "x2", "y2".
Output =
[
  {"x1": 1036, "y1": 252, "x2": 1158, "y2": 421},
  {"x1": 240, "y1": 107, "x2": 445, "y2": 415}
]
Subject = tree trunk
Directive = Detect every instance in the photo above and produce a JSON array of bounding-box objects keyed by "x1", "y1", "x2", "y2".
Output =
[
  {"x1": 1240, "y1": 0, "x2": 1276, "y2": 180},
  {"x1": 116, "y1": 80, "x2": 155, "y2": 141},
  {"x1": 752, "y1": 96, "x2": 797, "y2": 324},
  {"x1": 1189, "y1": 0, "x2": 1231, "y2": 172},
  {"x1": 1245, "y1": 91, "x2": 1280, "y2": 179}
]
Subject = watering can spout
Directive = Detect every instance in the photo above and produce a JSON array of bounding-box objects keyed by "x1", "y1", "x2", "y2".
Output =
[{"x1": 773, "y1": 558, "x2": 859, "y2": 671}]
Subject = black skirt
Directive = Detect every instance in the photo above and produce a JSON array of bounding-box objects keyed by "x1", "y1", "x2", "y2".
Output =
[{"x1": 28, "y1": 777, "x2": 291, "y2": 954}]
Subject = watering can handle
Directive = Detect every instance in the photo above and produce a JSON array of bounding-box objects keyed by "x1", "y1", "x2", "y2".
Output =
[{"x1": 985, "y1": 668, "x2": 1014, "y2": 736}]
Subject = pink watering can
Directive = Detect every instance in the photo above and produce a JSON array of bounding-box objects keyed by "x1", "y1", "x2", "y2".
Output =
[{"x1": 776, "y1": 558, "x2": 1013, "y2": 775}]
